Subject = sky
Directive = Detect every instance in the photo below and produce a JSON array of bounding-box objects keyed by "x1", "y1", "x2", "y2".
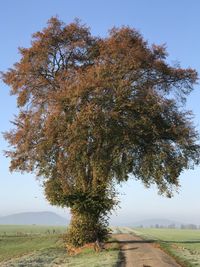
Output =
[{"x1": 1, "y1": 0, "x2": 200, "y2": 225}]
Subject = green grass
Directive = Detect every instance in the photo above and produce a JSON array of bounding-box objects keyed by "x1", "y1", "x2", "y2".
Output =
[
  {"x1": 0, "y1": 235, "x2": 61, "y2": 262},
  {"x1": 132, "y1": 228, "x2": 200, "y2": 267},
  {"x1": 1, "y1": 246, "x2": 120, "y2": 267},
  {"x1": 0, "y1": 225, "x2": 120, "y2": 267},
  {"x1": 132, "y1": 228, "x2": 200, "y2": 242},
  {"x1": 0, "y1": 225, "x2": 66, "y2": 236}
]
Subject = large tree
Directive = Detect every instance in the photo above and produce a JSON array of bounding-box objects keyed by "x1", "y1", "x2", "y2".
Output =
[{"x1": 2, "y1": 17, "x2": 200, "y2": 247}]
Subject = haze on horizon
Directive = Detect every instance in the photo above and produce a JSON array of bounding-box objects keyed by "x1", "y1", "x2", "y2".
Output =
[{"x1": 1, "y1": 0, "x2": 200, "y2": 226}]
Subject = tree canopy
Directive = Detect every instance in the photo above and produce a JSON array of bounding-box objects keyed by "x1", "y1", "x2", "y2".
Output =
[{"x1": 2, "y1": 17, "x2": 200, "y2": 246}]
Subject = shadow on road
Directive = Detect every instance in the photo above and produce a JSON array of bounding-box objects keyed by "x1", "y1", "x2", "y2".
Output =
[
  {"x1": 108, "y1": 239, "x2": 155, "y2": 244},
  {"x1": 116, "y1": 239, "x2": 155, "y2": 244},
  {"x1": 115, "y1": 249, "x2": 125, "y2": 267},
  {"x1": 111, "y1": 239, "x2": 156, "y2": 267}
]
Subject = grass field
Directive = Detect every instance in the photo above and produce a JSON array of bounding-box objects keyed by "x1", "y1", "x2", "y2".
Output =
[
  {"x1": 0, "y1": 225, "x2": 120, "y2": 267},
  {"x1": 0, "y1": 225, "x2": 66, "y2": 236},
  {"x1": 131, "y1": 228, "x2": 200, "y2": 267},
  {"x1": 2, "y1": 225, "x2": 200, "y2": 266}
]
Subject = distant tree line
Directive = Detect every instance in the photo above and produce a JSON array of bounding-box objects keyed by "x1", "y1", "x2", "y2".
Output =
[{"x1": 136, "y1": 224, "x2": 200, "y2": 229}]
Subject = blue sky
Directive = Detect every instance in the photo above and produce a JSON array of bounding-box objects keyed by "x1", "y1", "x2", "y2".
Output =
[{"x1": 1, "y1": 0, "x2": 200, "y2": 225}]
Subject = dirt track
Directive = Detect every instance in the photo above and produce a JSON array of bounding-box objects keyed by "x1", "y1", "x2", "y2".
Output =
[{"x1": 115, "y1": 234, "x2": 181, "y2": 267}]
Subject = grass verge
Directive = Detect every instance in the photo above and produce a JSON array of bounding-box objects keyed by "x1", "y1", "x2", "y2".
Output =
[
  {"x1": 158, "y1": 242, "x2": 193, "y2": 267},
  {"x1": 0, "y1": 232, "x2": 120, "y2": 267}
]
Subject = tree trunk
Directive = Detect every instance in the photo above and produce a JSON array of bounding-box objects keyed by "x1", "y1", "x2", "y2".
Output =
[{"x1": 65, "y1": 208, "x2": 109, "y2": 248}]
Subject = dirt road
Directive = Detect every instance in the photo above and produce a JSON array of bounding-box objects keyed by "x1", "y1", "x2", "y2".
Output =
[{"x1": 115, "y1": 234, "x2": 181, "y2": 267}]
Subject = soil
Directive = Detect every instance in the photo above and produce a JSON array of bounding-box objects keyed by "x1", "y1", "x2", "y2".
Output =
[{"x1": 114, "y1": 233, "x2": 182, "y2": 267}]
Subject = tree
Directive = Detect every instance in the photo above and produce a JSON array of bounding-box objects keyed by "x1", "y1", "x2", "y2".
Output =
[{"x1": 2, "y1": 17, "x2": 200, "y2": 247}]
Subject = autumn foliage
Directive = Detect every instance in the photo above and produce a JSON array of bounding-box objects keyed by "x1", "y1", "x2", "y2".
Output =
[{"x1": 2, "y1": 17, "x2": 200, "y2": 247}]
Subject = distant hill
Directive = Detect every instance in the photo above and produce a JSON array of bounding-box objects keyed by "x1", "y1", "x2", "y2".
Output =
[
  {"x1": 0, "y1": 211, "x2": 68, "y2": 225},
  {"x1": 132, "y1": 218, "x2": 181, "y2": 228}
]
